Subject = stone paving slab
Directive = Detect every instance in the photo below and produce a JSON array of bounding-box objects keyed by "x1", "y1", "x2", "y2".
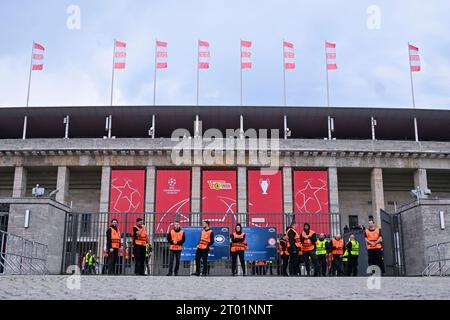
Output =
[{"x1": 0, "y1": 276, "x2": 449, "y2": 300}]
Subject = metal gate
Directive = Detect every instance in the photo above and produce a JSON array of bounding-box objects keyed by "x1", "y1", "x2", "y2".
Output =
[
  {"x1": 380, "y1": 209, "x2": 405, "y2": 276},
  {"x1": 61, "y1": 212, "x2": 340, "y2": 276},
  {"x1": 0, "y1": 204, "x2": 9, "y2": 274}
]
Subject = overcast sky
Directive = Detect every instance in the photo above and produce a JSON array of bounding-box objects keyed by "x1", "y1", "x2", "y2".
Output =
[{"x1": 1, "y1": 0, "x2": 449, "y2": 108}]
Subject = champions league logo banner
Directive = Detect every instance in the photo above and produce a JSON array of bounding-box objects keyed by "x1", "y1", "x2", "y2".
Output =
[
  {"x1": 243, "y1": 227, "x2": 277, "y2": 261},
  {"x1": 181, "y1": 226, "x2": 230, "y2": 261},
  {"x1": 154, "y1": 170, "x2": 191, "y2": 234}
]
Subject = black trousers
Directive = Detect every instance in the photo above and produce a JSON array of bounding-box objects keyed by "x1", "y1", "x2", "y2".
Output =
[
  {"x1": 368, "y1": 249, "x2": 384, "y2": 273},
  {"x1": 134, "y1": 245, "x2": 146, "y2": 275},
  {"x1": 281, "y1": 255, "x2": 289, "y2": 276},
  {"x1": 331, "y1": 255, "x2": 344, "y2": 276},
  {"x1": 317, "y1": 254, "x2": 328, "y2": 276},
  {"x1": 302, "y1": 250, "x2": 319, "y2": 276},
  {"x1": 347, "y1": 255, "x2": 358, "y2": 276},
  {"x1": 107, "y1": 248, "x2": 118, "y2": 275},
  {"x1": 195, "y1": 248, "x2": 209, "y2": 275},
  {"x1": 231, "y1": 251, "x2": 246, "y2": 275},
  {"x1": 168, "y1": 250, "x2": 181, "y2": 275},
  {"x1": 288, "y1": 250, "x2": 299, "y2": 276}
]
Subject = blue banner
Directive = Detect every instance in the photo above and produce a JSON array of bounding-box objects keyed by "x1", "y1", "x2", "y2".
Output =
[
  {"x1": 181, "y1": 226, "x2": 230, "y2": 261},
  {"x1": 243, "y1": 227, "x2": 277, "y2": 261}
]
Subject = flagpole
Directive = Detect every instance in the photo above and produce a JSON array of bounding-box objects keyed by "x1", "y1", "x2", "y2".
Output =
[
  {"x1": 153, "y1": 38, "x2": 157, "y2": 106},
  {"x1": 196, "y1": 39, "x2": 200, "y2": 106},
  {"x1": 110, "y1": 39, "x2": 116, "y2": 106},
  {"x1": 325, "y1": 40, "x2": 330, "y2": 107},
  {"x1": 26, "y1": 41, "x2": 34, "y2": 108},
  {"x1": 282, "y1": 39, "x2": 287, "y2": 106},
  {"x1": 240, "y1": 38, "x2": 243, "y2": 106},
  {"x1": 408, "y1": 42, "x2": 416, "y2": 109}
]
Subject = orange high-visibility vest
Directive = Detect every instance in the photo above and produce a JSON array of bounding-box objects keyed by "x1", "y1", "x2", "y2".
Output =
[
  {"x1": 197, "y1": 229, "x2": 213, "y2": 249},
  {"x1": 231, "y1": 232, "x2": 247, "y2": 252},
  {"x1": 134, "y1": 225, "x2": 148, "y2": 246},
  {"x1": 169, "y1": 229, "x2": 184, "y2": 251},
  {"x1": 278, "y1": 239, "x2": 290, "y2": 256},
  {"x1": 301, "y1": 230, "x2": 316, "y2": 251},
  {"x1": 331, "y1": 238, "x2": 344, "y2": 255},
  {"x1": 365, "y1": 228, "x2": 382, "y2": 249},
  {"x1": 110, "y1": 227, "x2": 121, "y2": 249},
  {"x1": 286, "y1": 228, "x2": 302, "y2": 248}
]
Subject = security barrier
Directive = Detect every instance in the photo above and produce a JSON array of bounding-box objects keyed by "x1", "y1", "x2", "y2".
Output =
[
  {"x1": 61, "y1": 212, "x2": 341, "y2": 276},
  {"x1": 0, "y1": 229, "x2": 48, "y2": 275}
]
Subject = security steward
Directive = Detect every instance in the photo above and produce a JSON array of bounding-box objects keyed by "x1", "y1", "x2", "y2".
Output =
[
  {"x1": 346, "y1": 234, "x2": 360, "y2": 276},
  {"x1": 132, "y1": 218, "x2": 148, "y2": 276},
  {"x1": 278, "y1": 234, "x2": 289, "y2": 276},
  {"x1": 342, "y1": 248, "x2": 349, "y2": 276},
  {"x1": 230, "y1": 223, "x2": 247, "y2": 276},
  {"x1": 167, "y1": 221, "x2": 185, "y2": 276},
  {"x1": 365, "y1": 219, "x2": 383, "y2": 274},
  {"x1": 106, "y1": 218, "x2": 121, "y2": 275},
  {"x1": 330, "y1": 233, "x2": 345, "y2": 276},
  {"x1": 286, "y1": 222, "x2": 301, "y2": 276},
  {"x1": 194, "y1": 220, "x2": 214, "y2": 276},
  {"x1": 315, "y1": 233, "x2": 330, "y2": 276},
  {"x1": 300, "y1": 223, "x2": 319, "y2": 276}
]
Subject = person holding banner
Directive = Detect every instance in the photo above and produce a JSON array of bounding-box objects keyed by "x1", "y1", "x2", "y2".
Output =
[
  {"x1": 286, "y1": 223, "x2": 301, "y2": 276},
  {"x1": 193, "y1": 221, "x2": 214, "y2": 276},
  {"x1": 230, "y1": 223, "x2": 247, "y2": 276},
  {"x1": 167, "y1": 222, "x2": 185, "y2": 276},
  {"x1": 300, "y1": 223, "x2": 320, "y2": 276}
]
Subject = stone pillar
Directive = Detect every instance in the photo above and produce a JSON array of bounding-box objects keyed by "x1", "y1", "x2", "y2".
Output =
[
  {"x1": 97, "y1": 166, "x2": 111, "y2": 259},
  {"x1": 328, "y1": 167, "x2": 340, "y2": 236},
  {"x1": 56, "y1": 166, "x2": 70, "y2": 204},
  {"x1": 191, "y1": 167, "x2": 201, "y2": 225},
  {"x1": 145, "y1": 166, "x2": 156, "y2": 242},
  {"x1": 12, "y1": 166, "x2": 27, "y2": 198},
  {"x1": 414, "y1": 168, "x2": 428, "y2": 191},
  {"x1": 99, "y1": 166, "x2": 111, "y2": 213},
  {"x1": 370, "y1": 168, "x2": 385, "y2": 226},
  {"x1": 283, "y1": 167, "x2": 293, "y2": 214},
  {"x1": 237, "y1": 167, "x2": 247, "y2": 225}
]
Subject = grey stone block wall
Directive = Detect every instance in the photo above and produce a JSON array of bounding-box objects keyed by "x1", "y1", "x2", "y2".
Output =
[
  {"x1": 1, "y1": 197, "x2": 71, "y2": 274},
  {"x1": 400, "y1": 200, "x2": 450, "y2": 275}
]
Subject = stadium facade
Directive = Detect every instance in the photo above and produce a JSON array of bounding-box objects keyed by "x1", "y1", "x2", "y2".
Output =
[{"x1": 1, "y1": 105, "x2": 450, "y2": 275}]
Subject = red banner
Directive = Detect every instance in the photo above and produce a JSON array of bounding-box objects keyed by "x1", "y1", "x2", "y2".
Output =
[
  {"x1": 247, "y1": 170, "x2": 283, "y2": 233},
  {"x1": 293, "y1": 170, "x2": 330, "y2": 234},
  {"x1": 202, "y1": 170, "x2": 236, "y2": 226},
  {"x1": 109, "y1": 170, "x2": 146, "y2": 231},
  {"x1": 154, "y1": 170, "x2": 191, "y2": 234}
]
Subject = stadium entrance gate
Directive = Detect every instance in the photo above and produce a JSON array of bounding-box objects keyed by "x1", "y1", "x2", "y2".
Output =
[{"x1": 61, "y1": 212, "x2": 340, "y2": 276}]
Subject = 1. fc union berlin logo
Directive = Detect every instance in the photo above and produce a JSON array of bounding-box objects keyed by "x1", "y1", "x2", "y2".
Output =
[{"x1": 208, "y1": 180, "x2": 232, "y2": 190}]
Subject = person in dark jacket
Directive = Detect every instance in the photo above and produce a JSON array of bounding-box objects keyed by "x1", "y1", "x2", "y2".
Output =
[
  {"x1": 167, "y1": 221, "x2": 185, "y2": 276},
  {"x1": 193, "y1": 220, "x2": 214, "y2": 276},
  {"x1": 286, "y1": 223, "x2": 301, "y2": 276},
  {"x1": 230, "y1": 223, "x2": 247, "y2": 276},
  {"x1": 278, "y1": 234, "x2": 290, "y2": 276},
  {"x1": 315, "y1": 233, "x2": 331, "y2": 276},
  {"x1": 106, "y1": 218, "x2": 120, "y2": 275},
  {"x1": 300, "y1": 223, "x2": 319, "y2": 276}
]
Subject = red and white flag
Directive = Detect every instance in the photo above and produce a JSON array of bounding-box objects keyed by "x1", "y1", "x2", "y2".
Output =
[
  {"x1": 31, "y1": 42, "x2": 45, "y2": 71},
  {"x1": 409, "y1": 43, "x2": 421, "y2": 72},
  {"x1": 241, "y1": 40, "x2": 252, "y2": 69},
  {"x1": 283, "y1": 41, "x2": 295, "y2": 70},
  {"x1": 114, "y1": 40, "x2": 126, "y2": 69},
  {"x1": 198, "y1": 40, "x2": 210, "y2": 69},
  {"x1": 325, "y1": 41, "x2": 337, "y2": 70},
  {"x1": 156, "y1": 40, "x2": 168, "y2": 69}
]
